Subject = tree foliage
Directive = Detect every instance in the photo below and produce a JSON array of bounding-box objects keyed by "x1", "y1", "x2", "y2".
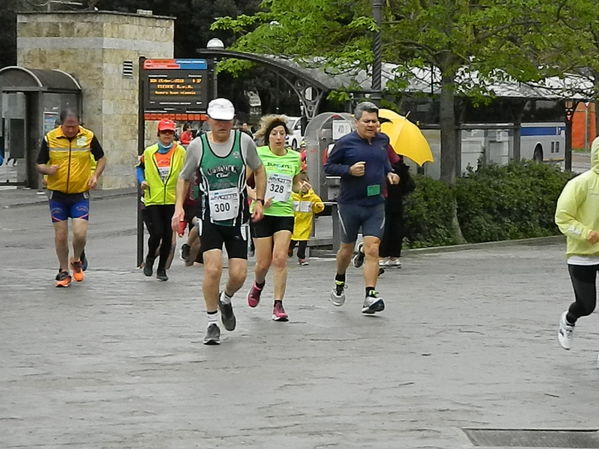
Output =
[
  {"x1": 550, "y1": 0, "x2": 599, "y2": 131},
  {"x1": 213, "y1": 1, "x2": 565, "y2": 183}
]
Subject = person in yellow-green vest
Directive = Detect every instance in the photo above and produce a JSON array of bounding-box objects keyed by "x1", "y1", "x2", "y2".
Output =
[
  {"x1": 555, "y1": 136, "x2": 599, "y2": 353},
  {"x1": 136, "y1": 119, "x2": 186, "y2": 281},
  {"x1": 36, "y1": 109, "x2": 106, "y2": 288}
]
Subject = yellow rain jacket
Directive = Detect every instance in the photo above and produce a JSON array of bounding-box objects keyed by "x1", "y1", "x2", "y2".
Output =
[
  {"x1": 555, "y1": 137, "x2": 599, "y2": 257},
  {"x1": 291, "y1": 188, "x2": 325, "y2": 241}
]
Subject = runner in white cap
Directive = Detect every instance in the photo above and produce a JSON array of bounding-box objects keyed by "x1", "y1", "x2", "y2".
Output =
[{"x1": 173, "y1": 98, "x2": 266, "y2": 345}]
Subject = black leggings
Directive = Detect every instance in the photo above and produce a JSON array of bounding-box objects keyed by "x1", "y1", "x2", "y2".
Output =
[
  {"x1": 145, "y1": 204, "x2": 175, "y2": 270},
  {"x1": 566, "y1": 264, "x2": 599, "y2": 324},
  {"x1": 379, "y1": 206, "x2": 404, "y2": 258},
  {"x1": 289, "y1": 240, "x2": 308, "y2": 259}
]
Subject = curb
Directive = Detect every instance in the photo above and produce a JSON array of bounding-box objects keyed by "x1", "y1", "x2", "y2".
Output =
[
  {"x1": 403, "y1": 235, "x2": 564, "y2": 255},
  {"x1": 1, "y1": 189, "x2": 137, "y2": 209}
]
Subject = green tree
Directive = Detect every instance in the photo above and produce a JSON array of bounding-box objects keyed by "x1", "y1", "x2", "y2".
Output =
[
  {"x1": 551, "y1": 0, "x2": 599, "y2": 135},
  {"x1": 213, "y1": 0, "x2": 562, "y2": 242},
  {"x1": 214, "y1": 0, "x2": 556, "y2": 184}
]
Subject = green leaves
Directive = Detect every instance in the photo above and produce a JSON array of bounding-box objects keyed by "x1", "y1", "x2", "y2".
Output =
[{"x1": 404, "y1": 162, "x2": 574, "y2": 247}]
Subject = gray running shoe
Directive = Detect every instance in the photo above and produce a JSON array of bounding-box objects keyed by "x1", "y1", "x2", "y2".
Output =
[
  {"x1": 203, "y1": 323, "x2": 221, "y2": 345},
  {"x1": 218, "y1": 292, "x2": 237, "y2": 331},
  {"x1": 180, "y1": 243, "x2": 190, "y2": 261},
  {"x1": 156, "y1": 268, "x2": 168, "y2": 281},
  {"x1": 352, "y1": 242, "x2": 365, "y2": 268},
  {"x1": 330, "y1": 281, "x2": 346, "y2": 306},
  {"x1": 362, "y1": 292, "x2": 385, "y2": 314}
]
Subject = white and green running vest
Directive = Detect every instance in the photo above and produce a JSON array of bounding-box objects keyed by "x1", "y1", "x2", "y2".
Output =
[{"x1": 198, "y1": 130, "x2": 247, "y2": 226}]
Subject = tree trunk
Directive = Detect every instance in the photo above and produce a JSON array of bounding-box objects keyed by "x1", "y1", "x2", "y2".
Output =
[
  {"x1": 439, "y1": 66, "x2": 466, "y2": 243},
  {"x1": 439, "y1": 73, "x2": 457, "y2": 184}
]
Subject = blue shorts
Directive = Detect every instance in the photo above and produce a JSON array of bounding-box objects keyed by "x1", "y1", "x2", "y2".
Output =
[
  {"x1": 337, "y1": 202, "x2": 385, "y2": 243},
  {"x1": 49, "y1": 191, "x2": 90, "y2": 223}
]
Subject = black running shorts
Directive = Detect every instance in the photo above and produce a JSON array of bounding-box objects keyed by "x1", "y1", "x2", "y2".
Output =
[
  {"x1": 198, "y1": 219, "x2": 249, "y2": 259},
  {"x1": 251, "y1": 215, "x2": 294, "y2": 238}
]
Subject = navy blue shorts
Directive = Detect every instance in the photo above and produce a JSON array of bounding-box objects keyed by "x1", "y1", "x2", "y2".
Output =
[
  {"x1": 337, "y1": 202, "x2": 385, "y2": 243},
  {"x1": 48, "y1": 191, "x2": 90, "y2": 223}
]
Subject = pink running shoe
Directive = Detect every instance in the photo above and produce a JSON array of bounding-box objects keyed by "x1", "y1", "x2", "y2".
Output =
[
  {"x1": 247, "y1": 282, "x2": 263, "y2": 308},
  {"x1": 272, "y1": 301, "x2": 289, "y2": 321}
]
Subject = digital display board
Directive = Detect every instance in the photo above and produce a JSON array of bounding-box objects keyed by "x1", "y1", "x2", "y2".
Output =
[{"x1": 142, "y1": 59, "x2": 209, "y2": 113}]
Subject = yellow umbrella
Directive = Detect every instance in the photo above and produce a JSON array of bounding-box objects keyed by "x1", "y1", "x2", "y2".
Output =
[{"x1": 379, "y1": 108, "x2": 434, "y2": 166}]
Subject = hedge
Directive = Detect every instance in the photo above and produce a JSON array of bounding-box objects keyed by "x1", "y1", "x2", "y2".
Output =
[{"x1": 403, "y1": 161, "x2": 575, "y2": 248}]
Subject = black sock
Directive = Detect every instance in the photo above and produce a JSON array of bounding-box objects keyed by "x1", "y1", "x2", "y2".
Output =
[
  {"x1": 274, "y1": 299, "x2": 282, "y2": 305},
  {"x1": 256, "y1": 280, "x2": 265, "y2": 289},
  {"x1": 366, "y1": 287, "x2": 375, "y2": 297},
  {"x1": 335, "y1": 273, "x2": 346, "y2": 283}
]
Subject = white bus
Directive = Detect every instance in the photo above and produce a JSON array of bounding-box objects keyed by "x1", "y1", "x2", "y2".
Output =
[{"x1": 521, "y1": 122, "x2": 565, "y2": 163}]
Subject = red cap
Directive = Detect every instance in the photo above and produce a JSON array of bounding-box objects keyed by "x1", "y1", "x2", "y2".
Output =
[{"x1": 157, "y1": 119, "x2": 176, "y2": 132}]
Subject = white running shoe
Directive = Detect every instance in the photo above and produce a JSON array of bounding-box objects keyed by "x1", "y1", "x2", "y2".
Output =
[
  {"x1": 330, "y1": 281, "x2": 346, "y2": 306},
  {"x1": 378, "y1": 258, "x2": 389, "y2": 267},
  {"x1": 362, "y1": 292, "x2": 385, "y2": 314},
  {"x1": 558, "y1": 311, "x2": 574, "y2": 350},
  {"x1": 388, "y1": 258, "x2": 402, "y2": 268}
]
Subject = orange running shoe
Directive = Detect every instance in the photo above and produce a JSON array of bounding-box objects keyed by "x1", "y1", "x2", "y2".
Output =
[
  {"x1": 71, "y1": 259, "x2": 85, "y2": 282},
  {"x1": 55, "y1": 270, "x2": 72, "y2": 288}
]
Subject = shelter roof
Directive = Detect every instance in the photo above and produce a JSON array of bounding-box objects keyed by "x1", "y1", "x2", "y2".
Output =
[{"x1": 0, "y1": 66, "x2": 81, "y2": 92}]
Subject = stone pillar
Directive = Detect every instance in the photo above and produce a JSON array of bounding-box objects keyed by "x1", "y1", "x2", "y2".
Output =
[{"x1": 17, "y1": 11, "x2": 174, "y2": 189}]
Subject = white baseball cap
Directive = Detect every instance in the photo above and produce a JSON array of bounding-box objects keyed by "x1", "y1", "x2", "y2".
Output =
[{"x1": 207, "y1": 98, "x2": 235, "y2": 121}]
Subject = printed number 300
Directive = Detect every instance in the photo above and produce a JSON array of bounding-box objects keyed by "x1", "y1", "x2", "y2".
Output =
[{"x1": 214, "y1": 203, "x2": 231, "y2": 212}]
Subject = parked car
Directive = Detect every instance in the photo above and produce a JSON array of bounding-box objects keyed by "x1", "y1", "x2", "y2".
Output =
[{"x1": 285, "y1": 116, "x2": 303, "y2": 149}]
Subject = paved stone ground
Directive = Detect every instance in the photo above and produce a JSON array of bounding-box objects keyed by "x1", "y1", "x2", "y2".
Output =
[{"x1": 1, "y1": 196, "x2": 599, "y2": 449}]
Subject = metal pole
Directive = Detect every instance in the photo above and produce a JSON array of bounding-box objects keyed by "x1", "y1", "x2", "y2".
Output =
[
  {"x1": 212, "y1": 58, "x2": 218, "y2": 98},
  {"x1": 564, "y1": 100, "x2": 577, "y2": 172},
  {"x1": 137, "y1": 56, "x2": 146, "y2": 268},
  {"x1": 371, "y1": 0, "x2": 383, "y2": 104}
]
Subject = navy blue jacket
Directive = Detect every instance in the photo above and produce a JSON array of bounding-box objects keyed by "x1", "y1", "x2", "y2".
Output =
[{"x1": 324, "y1": 131, "x2": 392, "y2": 206}]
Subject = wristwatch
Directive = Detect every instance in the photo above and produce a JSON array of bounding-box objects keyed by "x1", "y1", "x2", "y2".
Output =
[{"x1": 255, "y1": 198, "x2": 264, "y2": 205}]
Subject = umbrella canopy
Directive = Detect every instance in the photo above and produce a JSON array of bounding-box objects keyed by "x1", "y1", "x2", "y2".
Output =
[{"x1": 379, "y1": 108, "x2": 434, "y2": 166}]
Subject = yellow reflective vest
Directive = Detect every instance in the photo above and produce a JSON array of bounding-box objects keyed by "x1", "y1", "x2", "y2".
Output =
[
  {"x1": 45, "y1": 126, "x2": 96, "y2": 194},
  {"x1": 141, "y1": 143, "x2": 186, "y2": 206}
]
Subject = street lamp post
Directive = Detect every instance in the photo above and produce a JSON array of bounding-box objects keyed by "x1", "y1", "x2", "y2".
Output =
[
  {"x1": 206, "y1": 38, "x2": 225, "y2": 98},
  {"x1": 371, "y1": 0, "x2": 383, "y2": 104}
]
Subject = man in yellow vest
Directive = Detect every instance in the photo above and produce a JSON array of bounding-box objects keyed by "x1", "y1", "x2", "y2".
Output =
[{"x1": 36, "y1": 109, "x2": 107, "y2": 287}]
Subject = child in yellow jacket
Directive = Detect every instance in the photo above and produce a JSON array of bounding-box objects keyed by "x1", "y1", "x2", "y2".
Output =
[{"x1": 289, "y1": 174, "x2": 324, "y2": 265}]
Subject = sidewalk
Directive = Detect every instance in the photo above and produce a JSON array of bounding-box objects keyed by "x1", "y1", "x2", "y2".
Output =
[{"x1": 1, "y1": 194, "x2": 598, "y2": 448}]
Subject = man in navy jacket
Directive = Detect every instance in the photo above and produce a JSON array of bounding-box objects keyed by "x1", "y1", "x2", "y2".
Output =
[{"x1": 324, "y1": 102, "x2": 400, "y2": 314}]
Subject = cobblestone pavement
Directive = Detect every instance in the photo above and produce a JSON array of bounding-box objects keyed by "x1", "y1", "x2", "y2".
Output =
[{"x1": 1, "y1": 197, "x2": 598, "y2": 449}]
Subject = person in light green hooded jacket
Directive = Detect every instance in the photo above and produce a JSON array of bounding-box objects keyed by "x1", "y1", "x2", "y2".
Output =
[{"x1": 555, "y1": 136, "x2": 599, "y2": 351}]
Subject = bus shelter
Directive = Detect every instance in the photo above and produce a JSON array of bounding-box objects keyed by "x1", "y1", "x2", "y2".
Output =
[
  {"x1": 0, "y1": 66, "x2": 81, "y2": 187},
  {"x1": 304, "y1": 112, "x2": 355, "y2": 202},
  {"x1": 304, "y1": 112, "x2": 356, "y2": 251}
]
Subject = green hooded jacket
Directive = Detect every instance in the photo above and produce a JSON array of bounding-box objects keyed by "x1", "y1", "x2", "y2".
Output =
[{"x1": 555, "y1": 137, "x2": 599, "y2": 258}]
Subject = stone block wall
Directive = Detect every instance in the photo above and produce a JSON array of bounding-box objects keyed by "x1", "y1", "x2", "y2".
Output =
[{"x1": 17, "y1": 11, "x2": 174, "y2": 189}]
